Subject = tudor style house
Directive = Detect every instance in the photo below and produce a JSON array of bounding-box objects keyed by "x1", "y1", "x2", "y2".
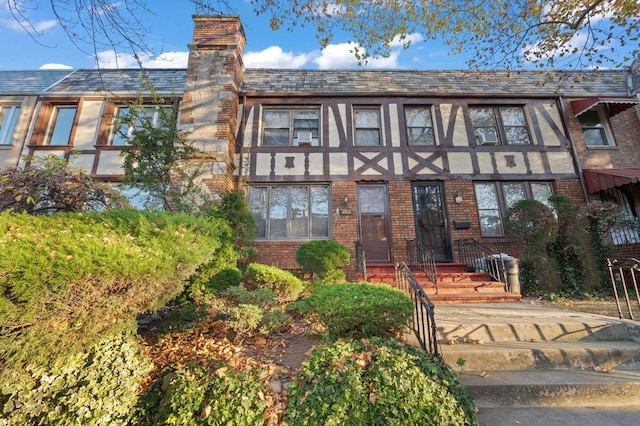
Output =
[{"x1": 1, "y1": 15, "x2": 640, "y2": 286}]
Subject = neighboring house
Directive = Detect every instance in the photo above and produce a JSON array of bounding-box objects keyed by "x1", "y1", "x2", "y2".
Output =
[{"x1": 1, "y1": 15, "x2": 639, "y2": 278}]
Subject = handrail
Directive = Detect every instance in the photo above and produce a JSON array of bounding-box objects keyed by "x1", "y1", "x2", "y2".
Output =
[
  {"x1": 405, "y1": 238, "x2": 438, "y2": 293},
  {"x1": 607, "y1": 258, "x2": 640, "y2": 321},
  {"x1": 455, "y1": 238, "x2": 508, "y2": 288},
  {"x1": 395, "y1": 261, "x2": 441, "y2": 359},
  {"x1": 354, "y1": 241, "x2": 367, "y2": 282}
]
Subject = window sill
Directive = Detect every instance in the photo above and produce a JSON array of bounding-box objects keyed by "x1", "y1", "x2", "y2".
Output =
[{"x1": 586, "y1": 145, "x2": 617, "y2": 150}]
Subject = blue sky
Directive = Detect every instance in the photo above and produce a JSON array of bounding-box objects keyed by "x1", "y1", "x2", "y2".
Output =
[{"x1": 0, "y1": 1, "x2": 472, "y2": 70}]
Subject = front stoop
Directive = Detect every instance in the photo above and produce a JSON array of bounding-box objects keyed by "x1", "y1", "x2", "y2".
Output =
[
  {"x1": 425, "y1": 303, "x2": 640, "y2": 425},
  {"x1": 363, "y1": 263, "x2": 521, "y2": 304}
]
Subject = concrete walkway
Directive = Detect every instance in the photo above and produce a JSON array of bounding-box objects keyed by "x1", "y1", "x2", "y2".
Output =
[{"x1": 416, "y1": 302, "x2": 640, "y2": 426}]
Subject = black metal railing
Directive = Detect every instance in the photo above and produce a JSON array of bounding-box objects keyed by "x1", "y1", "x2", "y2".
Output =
[
  {"x1": 607, "y1": 258, "x2": 640, "y2": 321},
  {"x1": 405, "y1": 238, "x2": 438, "y2": 292},
  {"x1": 395, "y1": 261, "x2": 441, "y2": 359},
  {"x1": 354, "y1": 241, "x2": 367, "y2": 282},
  {"x1": 455, "y1": 238, "x2": 508, "y2": 288}
]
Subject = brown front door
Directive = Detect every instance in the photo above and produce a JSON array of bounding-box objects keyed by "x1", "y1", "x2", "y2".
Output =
[{"x1": 357, "y1": 184, "x2": 391, "y2": 262}]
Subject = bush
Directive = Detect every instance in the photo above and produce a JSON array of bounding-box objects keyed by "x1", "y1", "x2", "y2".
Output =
[
  {"x1": 0, "y1": 336, "x2": 151, "y2": 425},
  {"x1": 259, "y1": 308, "x2": 290, "y2": 335},
  {"x1": 139, "y1": 364, "x2": 267, "y2": 425},
  {"x1": 220, "y1": 286, "x2": 278, "y2": 310},
  {"x1": 226, "y1": 304, "x2": 264, "y2": 333},
  {"x1": 288, "y1": 282, "x2": 412, "y2": 338},
  {"x1": 283, "y1": 338, "x2": 477, "y2": 426},
  {"x1": 244, "y1": 263, "x2": 305, "y2": 302},
  {"x1": 295, "y1": 240, "x2": 350, "y2": 281}
]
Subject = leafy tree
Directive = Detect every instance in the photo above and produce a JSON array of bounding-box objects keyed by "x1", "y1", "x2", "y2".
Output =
[
  {"x1": 10, "y1": 1, "x2": 638, "y2": 70},
  {"x1": 118, "y1": 94, "x2": 208, "y2": 212},
  {"x1": 0, "y1": 155, "x2": 128, "y2": 214}
]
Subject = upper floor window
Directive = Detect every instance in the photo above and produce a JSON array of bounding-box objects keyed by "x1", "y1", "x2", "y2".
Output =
[
  {"x1": 110, "y1": 105, "x2": 173, "y2": 146},
  {"x1": 405, "y1": 106, "x2": 435, "y2": 146},
  {"x1": 578, "y1": 106, "x2": 614, "y2": 147},
  {"x1": 262, "y1": 108, "x2": 320, "y2": 146},
  {"x1": 0, "y1": 105, "x2": 21, "y2": 145},
  {"x1": 354, "y1": 107, "x2": 381, "y2": 146},
  {"x1": 475, "y1": 181, "x2": 553, "y2": 237},
  {"x1": 248, "y1": 184, "x2": 330, "y2": 239},
  {"x1": 470, "y1": 106, "x2": 531, "y2": 146},
  {"x1": 45, "y1": 105, "x2": 77, "y2": 145}
]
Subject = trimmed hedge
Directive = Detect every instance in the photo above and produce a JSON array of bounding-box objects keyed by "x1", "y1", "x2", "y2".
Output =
[
  {"x1": 295, "y1": 240, "x2": 350, "y2": 282},
  {"x1": 283, "y1": 338, "x2": 478, "y2": 426},
  {"x1": 244, "y1": 263, "x2": 305, "y2": 302},
  {"x1": 288, "y1": 282, "x2": 413, "y2": 338}
]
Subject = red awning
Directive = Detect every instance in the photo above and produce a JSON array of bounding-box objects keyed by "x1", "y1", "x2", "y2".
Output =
[
  {"x1": 571, "y1": 97, "x2": 638, "y2": 117},
  {"x1": 583, "y1": 168, "x2": 640, "y2": 193}
]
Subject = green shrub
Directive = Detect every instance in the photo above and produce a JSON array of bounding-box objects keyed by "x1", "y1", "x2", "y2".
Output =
[
  {"x1": 139, "y1": 364, "x2": 267, "y2": 425},
  {"x1": 283, "y1": 338, "x2": 477, "y2": 426},
  {"x1": 288, "y1": 282, "x2": 412, "y2": 338},
  {"x1": 295, "y1": 240, "x2": 350, "y2": 281},
  {"x1": 209, "y1": 267, "x2": 242, "y2": 292},
  {"x1": 0, "y1": 336, "x2": 151, "y2": 425},
  {"x1": 244, "y1": 263, "x2": 304, "y2": 302},
  {"x1": 226, "y1": 304, "x2": 264, "y2": 333},
  {"x1": 259, "y1": 308, "x2": 290, "y2": 335},
  {"x1": 220, "y1": 286, "x2": 278, "y2": 310}
]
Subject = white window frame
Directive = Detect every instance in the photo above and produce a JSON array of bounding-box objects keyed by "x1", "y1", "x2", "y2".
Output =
[
  {"x1": 261, "y1": 107, "x2": 321, "y2": 147},
  {"x1": 45, "y1": 105, "x2": 77, "y2": 146},
  {"x1": 578, "y1": 105, "x2": 616, "y2": 147},
  {"x1": 469, "y1": 105, "x2": 532, "y2": 146},
  {"x1": 353, "y1": 106, "x2": 383, "y2": 146},
  {"x1": 0, "y1": 104, "x2": 21, "y2": 145},
  {"x1": 110, "y1": 105, "x2": 172, "y2": 146},
  {"x1": 404, "y1": 106, "x2": 436, "y2": 146}
]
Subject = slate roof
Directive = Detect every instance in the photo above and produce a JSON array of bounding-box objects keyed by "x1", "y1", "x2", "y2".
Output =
[
  {"x1": 241, "y1": 69, "x2": 633, "y2": 98},
  {"x1": 0, "y1": 70, "x2": 73, "y2": 94}
]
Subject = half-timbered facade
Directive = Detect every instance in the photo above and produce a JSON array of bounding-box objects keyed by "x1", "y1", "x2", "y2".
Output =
[{"x1": 1, "y1": 15, "x2": 640, "y2": 279}]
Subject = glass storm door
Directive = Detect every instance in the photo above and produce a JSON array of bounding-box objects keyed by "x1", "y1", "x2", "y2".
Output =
[
  {"x1": 413, "y1": 183, "x2": 451, "y2": 262},
  {"x1": 357, "y1": 184, "x2": 391, "y2": 262}
]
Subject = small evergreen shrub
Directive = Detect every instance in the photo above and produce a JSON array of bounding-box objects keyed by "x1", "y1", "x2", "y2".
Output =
[
  {"x1": 288, "y1": 282, "x2": 412, "y2": 338},
  {"x1": 0, "y1": 336, "x2": 151, "y2": 425},
  {"x1": 220, "y1": 286, "x2": 278, "y2": 310},
  {"x1": 226, "y1": 304, "x2": 264, "y2": 333},
  {"x1": 206, "y1": 267, "x2": 242, "y2": 294},
  {"x1": 139, "y1": 364, "x2": 267, "y2": 426},
  {"x1": 244, "y1": 263, "x2": 305, "y2": 302},
  {"x1": 283, "y1": 338, "x2": 478, "y2": 426},
  {"x1": 295, "y1": 240, "x2": 350, "y2": 281},
  {"x1": 259, "y1": 308, "x2": 290, "y2": 335}
]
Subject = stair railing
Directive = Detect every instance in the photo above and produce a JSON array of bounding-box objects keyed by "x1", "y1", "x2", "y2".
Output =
[
  {"x1": 607, "y1": 258, "x2": 640, "y2": 320},
  {"x1": 354, "y1": 241, "x2": 367, "y2": 282},
  {"x1": 455, "y1": 238, "x2": 508, "y2": 288},
  {"x1": 405, "y1": 238, "x2": 438, "y2": 293},
  {"x1": 395, "y1": 261, "x2": 441, "y2": 359}
]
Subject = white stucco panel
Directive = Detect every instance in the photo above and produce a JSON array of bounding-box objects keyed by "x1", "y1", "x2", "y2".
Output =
[
  {"x1": 538, "y1": 102, "x2": 564, "y2": 147},
  {"x1": 389, "y1": 104, "x2": 401, "y2": 147},
  {"x1": 450, "y1": 106, "x2": 469, "y2": 147},
  {"x1": 393, "y1": 152, "x2": 405, "y2": 175},
  {"x1": 476, "y1": 152, "x2": 494, "y2": 174},
  {"x1": 68, "y1": 154, "x2": 95, "y2": 173},
  {"x1": 527, "y1": 152, "x2": 546, "y2": 174},
  {"x1": 73, "y1": 101, "x2": 102, "y2": 150},
  {"x1": 243, "y1": 106, "x2": 254, "y2": 148},
  {"x1": 328, "y1": 107, "x2": 340, "y2": 148},
  {"x1": 255, "y1": 153, "x2": 272, "y2": 176},
  {"x1": 329, "y1": 152, "x2": 349, "y2": 175},
  {"x1": 447, "y1": 152, "x2": 475, "y2": 174},
  {"x1": 495, "y1": 152, "x2": 528, "y2": 174},
  {"x1": 96, "y1": 151, "x2": 124, "y2": 175},
  {"x1": 547, "y1": 152, "x2": 576, "y2": 174}
]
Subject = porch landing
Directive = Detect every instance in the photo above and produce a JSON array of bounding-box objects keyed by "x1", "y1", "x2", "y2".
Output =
[{"x1": 363, "y1": 263, "x2": 521, "y2": 304}]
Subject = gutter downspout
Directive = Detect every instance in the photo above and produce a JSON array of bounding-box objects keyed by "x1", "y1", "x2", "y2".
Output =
[{"x1": 558, "y1": 96, "x2": 590, "y2": 206}]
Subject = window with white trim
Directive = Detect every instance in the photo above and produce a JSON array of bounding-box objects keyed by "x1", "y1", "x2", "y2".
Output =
[
  {"x1": 0, "y1": 105, "x2": 21, "y2": 145},
  {"x1": 110, "y1": 105, "x2": 174, "y2": 146},
  {"x1": 474, "y1": 181, "x2": 554, "y2": 236},
  {"x1": 354, "y1": 107, "x2": 382, "y2": 146},
  {"x1": 578, "y1": 106, "x2": 615, "y2": 147},
  {"x1": 45, "y1": 105, "x2": 77, "y2": 145},
  {"x1": 248, "y1": 185, "x2": 330, "y2": 239},
  {"x1": 405, "y1": 106, "x2": 435, "y2": 146},
  {"x1": 262, "y1": 108, "x2": 320, "y2": 146},
  {"x1": 470, "y1": 106, "x2": 531, "y2": 146}
]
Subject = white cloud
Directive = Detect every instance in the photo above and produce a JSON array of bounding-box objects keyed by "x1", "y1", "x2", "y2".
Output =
[
  {"x1": 3, "y1": 17, "x2": 57, "y2": 33},
  {"x1": 244, "y1": 46, "x2": 311, "y2": 69},
  {"x1": 313, "y1": 42, "x2": 401, "y2": 69},
  {"x1": 389, "y1": 33, "x2": 423, "y2": 48},
  {"x1": 95, "y1": 50, "x2": 189, "y2": 68},
  {"x1": 39, "y1": 63, "x2": 73, "y2": 70},
  {"x1": 522, "y1": 31, "x2": 612, "y2": 63}
]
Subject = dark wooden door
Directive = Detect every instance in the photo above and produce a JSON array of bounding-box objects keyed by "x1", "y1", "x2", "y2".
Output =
[
  {"x1": 413, "y1": 183, "x2": 451, "y2": 262},
  {"x1": 357, "y1": 184, "x2": 391, "y2": 262}
]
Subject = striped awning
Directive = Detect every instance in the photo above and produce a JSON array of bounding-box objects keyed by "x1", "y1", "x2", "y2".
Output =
[
  {"x1": 571, "y1": 97, "x2": 638, "y2": 118},
  {"x1": 583, "y1": 168, "x2": 640, "y2": 194}
]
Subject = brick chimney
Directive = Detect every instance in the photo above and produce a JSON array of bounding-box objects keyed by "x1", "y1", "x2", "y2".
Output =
[{"x1": 181, "y1": 15, "x2": 246, "y2": 195}]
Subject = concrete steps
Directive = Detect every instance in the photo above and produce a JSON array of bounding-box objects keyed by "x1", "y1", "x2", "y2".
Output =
[{"x1": 406, "y1": 303, "x2": 640, "y2": 425}]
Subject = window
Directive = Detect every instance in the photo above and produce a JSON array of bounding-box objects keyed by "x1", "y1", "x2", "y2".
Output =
[
  {"x1": 111, "y1": 105, "x2": 172, "y2": 146},
  {"x1": 0, "y1": 105, "x2": 21, "y2": 145},
  {"x1": 45, "y1": 105, "x2": 77, "y2": 145},
  {"x1": 600, "y1": 188, "x2": 640, "y2": 245},
  {"x1": 405, "y1": 106, "x2": 435, "y2": 146},
  {"x1": 248, "y1": 185, "x2": 330, "y2": 239},
  {"x1": 578, "y1": 106, "x2": 614, "y2": 146},
  {"x1": 117, "y1": 184, "x2": 164, "y2": 211},
  {"x1": 262, "y1": 108, "x2": 320, "y2": 146},
  {"x1": 474, "y1": 181, "x2": 553, "y2": 236},
  {"x1": 354, "y1": 107, "x2": 381, "y2": 146},
  {"x1": 469, "y1": 106, "x2": 531, "y2": 145}
]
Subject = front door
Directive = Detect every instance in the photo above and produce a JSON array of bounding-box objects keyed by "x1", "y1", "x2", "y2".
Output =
[
  {"x1": 357, "y1": 184, "x2": 391, "y2": 262},
  {"x1": 413, "y1": 183, "x2": 451, "y2": 262}
]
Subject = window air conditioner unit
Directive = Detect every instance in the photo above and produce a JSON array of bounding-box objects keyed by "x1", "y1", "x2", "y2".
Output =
[
  {"x1": 297, "y1": 131, "x2": 313, "y2": 146},
  {"x1": 478, "y1": 132, "x2": 499, "y2": 145}
]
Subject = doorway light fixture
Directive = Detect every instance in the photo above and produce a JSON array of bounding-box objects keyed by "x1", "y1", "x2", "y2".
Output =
[{"x1": 454, "y1": 193, "x2": 463, "y2": 204}]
